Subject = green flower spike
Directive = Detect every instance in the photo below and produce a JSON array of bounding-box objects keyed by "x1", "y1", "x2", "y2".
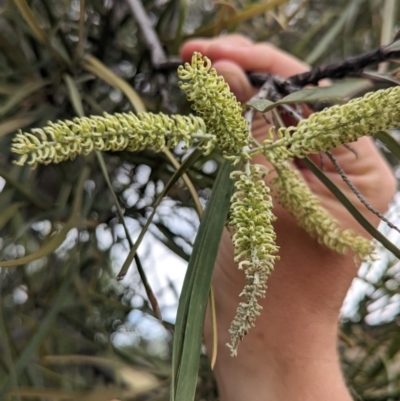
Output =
[
  {"x1": 273, "y1": 163, "x2": 373, "y2": 259},
  {"x1": 264, "y1": 86, "x2": 400, "y2": 163},
  {"x1": 178, "y1": 52, "x2": 251, "y2": 155},
  {"x1": 227, "y1": 164, "x2": 280, "y2": 356},
  {"x1": 11, "y1": 112, "x2": 213, "y2": 168}
]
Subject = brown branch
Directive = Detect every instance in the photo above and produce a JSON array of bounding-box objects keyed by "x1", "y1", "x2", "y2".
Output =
[
  {"x1": 288, "y1": 43, "x2": 400, "y2": 87},
  {"x1": 249, "y1": 41, "x2": 400, "y2": 92},
  {"x1": 156, "y1": 41, "x2": 400, "y2": 105}
]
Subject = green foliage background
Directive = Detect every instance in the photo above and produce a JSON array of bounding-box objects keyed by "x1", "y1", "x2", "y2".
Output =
[{"x1": 1, "y1": 0, "x2": 400, "y2": 400}]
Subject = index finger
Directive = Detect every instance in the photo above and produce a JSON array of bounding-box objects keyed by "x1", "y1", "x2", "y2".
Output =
[{"x1": 181, "y1": 37, "x2": 309, "y2": 77}]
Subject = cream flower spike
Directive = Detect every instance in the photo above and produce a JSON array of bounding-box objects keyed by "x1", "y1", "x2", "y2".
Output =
[
  {"x1": 264, "y1": 86, "x2": 400, "y2": 164},
  {"x1": 11, "y1": 112, "x2": 211, "y2": 168},
  {"x1": 227, "y1": 164, "x2": 280, "y2": 356},
  {"x1": 178, "y1": 52, "x2": 251, "y2": 155},
  {"x1": 273, "y1": 163, "x2": 373, "y2": 259}
]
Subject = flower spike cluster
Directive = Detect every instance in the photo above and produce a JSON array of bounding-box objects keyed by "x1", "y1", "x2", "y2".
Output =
[
  {"x1": 273, "y1": 163, "x2": 373, "y2": 259},
  {"x1": 11, "y1": 112, "x2": 213, "y2": 168},
  {"x1": 178, "y1": 52, "x2": 251, "y2": 155},
  {"x1": 10, "y1": 53, "x2": 382, "y2": 356},
  {"x1": 228, "y1": 164, "x2": 280, "y2": 356},
  {"x1": 264, "y1": 86, "x2": 400, "y2": 164}
]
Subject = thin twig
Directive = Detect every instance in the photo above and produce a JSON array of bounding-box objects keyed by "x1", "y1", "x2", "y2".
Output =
[
  {"x1": 318, "y1": 153, "x2": 325, "y2": 171},
  {"x1": 73, "y1": 0, "x2": 86, "y2": 65},
  {"x1": 126, "y1": 0, "x2": 165, "y2": 67},
  {"x1": 126, "y1": 0, "x2": 171, "y2": 110},
  {"x1": 343, "y1": 143, "x2": 358, "y2": 158},
  {"x1": 325, "y1": 151, "x2": 400, "y2": 234},
  {"x1": 278, "y1": 103, "x2": 304, "y2": 121}
]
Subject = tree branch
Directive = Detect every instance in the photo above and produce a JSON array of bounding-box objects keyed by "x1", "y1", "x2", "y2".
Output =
[
  {"x1": 126, "y1": 0, "x2": 172, "y2": 110},
  {"x1": 126, "y1": 0, "x2": 166, "y2": 68}
]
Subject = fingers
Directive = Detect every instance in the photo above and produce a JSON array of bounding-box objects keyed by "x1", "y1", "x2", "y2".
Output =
[
  {"x1": 180, "y1": 34, "x2": 253, "y2": 60},
  {"x1": 181, "y1": 35, "x2": 309, "y2": 77},
  {"x1": 180, "y1": 35, "x2": 309, "y2": 103}
]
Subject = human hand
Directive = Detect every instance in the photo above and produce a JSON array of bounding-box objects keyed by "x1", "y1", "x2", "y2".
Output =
[{"x1": 181, "y1": 35, "x2": 396, "y2": 401}]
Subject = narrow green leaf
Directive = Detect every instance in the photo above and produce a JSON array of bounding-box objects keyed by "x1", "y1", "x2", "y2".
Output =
[
  {"x1": 63, "y1": 74, "x2": 85, "y2": 117},
  {"x1": 276, "y1": 79, "x2": 368, "y2": 103},
  {"x1": 380, "y1": 0, "x2": 397, "y2": 49},
  {"x1": 96, "y1": 151, "x2": 162, "y2": 320},
  {"x1": 172, "y1": 0, "x2": 188, "y2": 53},
  {"x1": 246, "y1": 98, "x2": 275, "y2": 113},
  {"x1": 0, "y1": 84, "x2": 23, "y2": 95},
  {"x1": 0, "y1": 167, "x2": 89, "y2": 267},
  {"x1": 0, "y1": 33, "x2": 28, "y2": 68},
  {"x1": 192, "y1": 0, "x2": 288, "y2": 37},
  {"x1": 361, "y1": 71, "x2": 400, "y2": 86},
  {"x1": 163, "y1": 147, "x2": 203, "y2": 217},
  {"x1": 156, "y1": 0, "x2": 179, "y2": 37},
  {"x1": 0, "y1": 285, "x2": 21, "y2": 401},
  {"x1": 117, "y1": 148, "x2": 203, "y2": 279},
  {"x1": 154, "y1": 222, "x2": 190, "y2": 261},
  {"x1": 0, "y1": 202, "x2": 26, "y2": 230},
  {"x1": 74, "y1": 0, "x2": 86, "y2": 63},
  {"x1": 303, "y1": 157, "x2": 400, "y2": 259},
  {"x1": 383, "y1": 38, "x2": 400, "y2": 53},
  {"x1": 305, "y1": 0, "x2": 364, "y2": 64},
  {"x1": 0, "y1": 166, "x2": 52, "y2": 210},
  {"x1": 12, "y1": 0, "x2": 48, "y2": 45},
  {"x1": 292, "y1": 10, "x2": 335, "y2": 56},
  {"x1": 0, "y1": 270, "x2": 72, "y2": 398},
  {"x1": 12, "y1": 0, "x2": 70, "y2": 65},
  {"x1": 82, "y1": 55, "x2": 146, "y2": 113},
  {"x1": 0, "y1": 116, "x2": 36, "y2": 137},
  {"x1": 171, "y1": 160, "x2": 234, "y2": 401},
  {"x1": 375, "y1": 131, "x2": 400, "y2": 160},
  {"x1": 0, "y1": 80, "x2": 51, "y2": 117},
  {"x1": 61, "y1": 74, "x2": 161, "y2": 319},
  {"x1": 63, "y1": 72, "x2": 158, "y2": 316},
  {"x1": 0, "y1": 222, "x2": 74, "y2": 268},
  {"x1": 247, "y1": 79, "x2": 369, "y2": 112}
]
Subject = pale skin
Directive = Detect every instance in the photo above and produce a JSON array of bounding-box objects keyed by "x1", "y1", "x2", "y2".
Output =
[{"x1": 180, "y1": 35, "x2": 397, "y2": 401}]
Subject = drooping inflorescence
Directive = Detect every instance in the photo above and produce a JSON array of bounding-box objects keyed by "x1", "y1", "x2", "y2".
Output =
[
  {"x1": 273, "y1": 163, "x2": 373, "y2": 259},
  {"x1": 264, "y1": 86, "x2": 400, "y2": 164},
  {"x1": 11, "y1": 112, "x2": 214, "y2": 168},
  {"x1": 227, "y1": 164, "x2": 279, "y2": 356}
]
